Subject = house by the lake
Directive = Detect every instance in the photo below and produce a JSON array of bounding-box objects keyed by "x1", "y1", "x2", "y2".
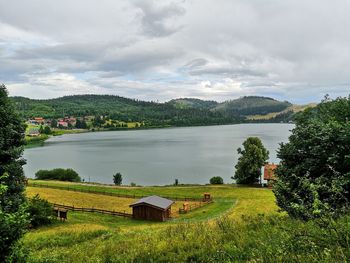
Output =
[
  {"x1": 58, "y1": 120, "x2": 69, "y2": 128},
  {"x1": 28, "y1": 129, "x2": 40, "y2": 137},
  {"x1": 263, "y1": 163, "x2": 278, "y2": 186},
  {"x1": 130, "y1": 195, "x2": 174, "y2": 221}
]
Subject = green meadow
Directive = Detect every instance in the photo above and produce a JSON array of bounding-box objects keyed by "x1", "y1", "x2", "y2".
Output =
[{"x1": 21, "y1": 181, "x2": 350, "y2": 262}]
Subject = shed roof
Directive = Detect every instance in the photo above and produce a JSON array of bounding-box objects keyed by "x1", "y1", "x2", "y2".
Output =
[{"x1": 130, "y1": 195, "x2": 174, "y2": 210}]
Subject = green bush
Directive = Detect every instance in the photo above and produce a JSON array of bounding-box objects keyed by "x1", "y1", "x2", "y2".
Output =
[
  {"x1": 27, "y1": 194, "x2": 54, "y2": 228},
  {"x1": 209, "y1": 176, "x2": 224, "y2": 184},
  {"x1": 274, "y1": 96, "x2": 350, "y2": 220},
  {"x1": 35, "y1": 168, "x2": 81, "y2": 182}
]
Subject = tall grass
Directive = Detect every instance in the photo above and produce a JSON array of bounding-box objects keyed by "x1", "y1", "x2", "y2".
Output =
[{"x1": 24, "y1": 213, "x2": 350, "y2": 262}]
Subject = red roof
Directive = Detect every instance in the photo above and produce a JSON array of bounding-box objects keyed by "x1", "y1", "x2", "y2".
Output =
[{"x1": 264, "y1": 164, "x2": 278, "y2": 180}]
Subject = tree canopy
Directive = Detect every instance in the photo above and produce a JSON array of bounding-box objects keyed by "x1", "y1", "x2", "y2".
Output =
[
  {"x1": 273, "y1": 96, "x2": 350, "y2": 220},
  {"x1": 233, "y1": 137, "x2": 269, "y2": 184},
  {"x1": 113, "y1": 172, "x2": 122, "y2": 185},
  {"x1": 0, "y1": 84, "x2": 28, "y2": 261}
]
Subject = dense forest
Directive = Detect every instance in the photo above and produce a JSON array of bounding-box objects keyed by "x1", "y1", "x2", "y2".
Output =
[{"x1": 11, "y1": 95, "x2": 296, "y2": 126}]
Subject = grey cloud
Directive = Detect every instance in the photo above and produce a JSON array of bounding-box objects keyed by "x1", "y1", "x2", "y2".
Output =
[{"x1": 1, "y1": 0, "x2": 350, "y2": 103}]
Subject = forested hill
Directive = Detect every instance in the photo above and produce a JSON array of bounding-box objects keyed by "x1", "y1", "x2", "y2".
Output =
[
  {"x1": 214, "y1": 96, "x2": 292, "y2": 116},
  {"x1": 11, "y1": 95, "x2": 300, "y2": 125},
  {"x1": 11, "y1": 95, "x2": 242, "y2": 126}
]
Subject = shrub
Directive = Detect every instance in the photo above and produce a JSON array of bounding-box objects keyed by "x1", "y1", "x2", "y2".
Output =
[
  {"x1": 210, "y1": 176, "x2": 224, "y2": 184},
  {"x1": 35, "y1": 168, "x2": 81, "y2": 182},
  {"x1": 27, "y1": 194, "x2": 54, "y2": 228}
]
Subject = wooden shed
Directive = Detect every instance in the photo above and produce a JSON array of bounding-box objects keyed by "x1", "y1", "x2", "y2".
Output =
[{"x1": 130, "y1": 195, "x2": 174, "y2": 221}]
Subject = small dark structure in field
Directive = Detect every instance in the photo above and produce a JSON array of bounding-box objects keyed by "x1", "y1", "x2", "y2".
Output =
[
  {"x1": 203, "y1": 193, "x2": 211, "y2": 201},
  {"x1": 130, "y1": 195, "x2": 174, "y2": 221},
  {"x1": 54, "y1": 208, "x2": 68, "y2": 221}
]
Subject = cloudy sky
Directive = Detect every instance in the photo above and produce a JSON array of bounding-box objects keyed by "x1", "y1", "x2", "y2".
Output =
[{"x1": 1, "y1": 0, "x2": 350, "y2": 103}]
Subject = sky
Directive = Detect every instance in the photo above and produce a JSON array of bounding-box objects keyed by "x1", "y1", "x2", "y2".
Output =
[{"x1": 1, "y1": 0, "x2": 350, "y2": 104}]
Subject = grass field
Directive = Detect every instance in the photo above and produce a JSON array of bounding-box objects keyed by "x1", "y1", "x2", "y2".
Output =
[
  {"x1": 21, "y1": 181, "x2": 349, "y2": 262},
  {"x1": 26, "y1": 187, "x2": 205, "y2": 217},
  {"x1": 247, "y1": 103, "x2": 317, "y2": 120},
  {"x1": 28, "y1": 180, "x2": 277, "y2": 219}
]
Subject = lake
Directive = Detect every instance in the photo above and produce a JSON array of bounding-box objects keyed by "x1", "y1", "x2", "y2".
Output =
[{"x1": 23, "y1": 123, "x2": 294, "y2": 185}]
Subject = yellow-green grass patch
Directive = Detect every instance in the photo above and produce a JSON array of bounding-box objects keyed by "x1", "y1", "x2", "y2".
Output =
[{"x1": 26, "y1": 186, "x2": 202, "y2": 216}]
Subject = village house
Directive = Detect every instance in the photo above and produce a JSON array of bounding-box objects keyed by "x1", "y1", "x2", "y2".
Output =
[
  {"x1": 130, "y1": 195, "x2": 174, "y2": 221},
  {"x1": 58, "y1": 119, "x2": 69, "y2": 128},
  {"x1": 28, "y1": 128, "x2": 40, "y2": 137},
  {"x1": 28, "y1": 117, "x2": 45, "y2": 125},
  {"x1": 63, "y1": 117, "x2": 77, "y2": 126},
  {"x1": 263, "y1": 163, "x2": 278, "y2": 186}
]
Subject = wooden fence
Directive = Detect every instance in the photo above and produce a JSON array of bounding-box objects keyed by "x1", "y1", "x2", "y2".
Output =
[
  {"x1": 51, "y1": 203, "x2": 132, "y2": 218},
  {"x1": 178, "y1": 200, "x2": 213, "y2": 214},
  {"x1": 29, "y1": 182, "x2": 209, "y2": 202}
]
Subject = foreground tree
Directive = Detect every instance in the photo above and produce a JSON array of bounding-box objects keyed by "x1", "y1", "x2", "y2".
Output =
[
  {"x1": 274, "y1": 96, "x2": 350, "y2": 220},
  {"x1": 233, "y1": 137, "x2": 269, "y2": 184},
  {"x1": 113, "y1": 172, "x2": 122, "y2": 185},
  {"x1": 0, "y1": 84, "x2": 28, "y2": 261}
]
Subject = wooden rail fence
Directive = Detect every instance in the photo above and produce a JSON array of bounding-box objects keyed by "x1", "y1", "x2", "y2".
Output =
[
  {"x1": 51, "y1": 203, "x2": 132, "y2": 218},
  {"x1": 179, "y1": 200, "x2": 213, "y2": 214},
  {"x1": 29, "y1": 182, "x2": 210, "y2": 202}
]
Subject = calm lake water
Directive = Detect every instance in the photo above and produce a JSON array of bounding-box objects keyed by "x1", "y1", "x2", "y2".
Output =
[{"x1": 23, "y1": 124, "x2": 294, "y2": 185}]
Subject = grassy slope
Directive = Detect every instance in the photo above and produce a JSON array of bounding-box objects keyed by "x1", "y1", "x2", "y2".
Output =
[
  {"x1": 23, "y1": 181, "x2": 349, "y2": 262},
  {"x1": 247, "y1": 103, "x2": 317, "y2": 120}
]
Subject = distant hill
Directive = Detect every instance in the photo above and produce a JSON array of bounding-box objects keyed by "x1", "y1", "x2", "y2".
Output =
[
  {"x1": 11, "y1": 95, "x2": 242, "y2": 127},
  {"x1": 11, "y1": 94, "x2": 312, "y2": 126},
  {"x1": 214, "y1": 96, "x2": 292, "y2": 116},
  {"x1": 167, "y1": 98, "x2": 218, "y2": 109}
]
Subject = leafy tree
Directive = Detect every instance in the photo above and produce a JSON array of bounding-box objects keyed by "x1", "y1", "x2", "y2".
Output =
[
  {"x1": 273, "y1": 96, "x2": 350, "y2": 220},
  {"x1": 43, "y1": 126, "x2": 51, "y2": 135},
  {"x1": 76, "y1": 119, "x2": 87, "y2": 129},
  {"x1": 0, "y1": 84, "x2": 28, "y2": 261},
  {"x1": 113, "y1": 172, "x2": 122, "y2": 185},
  {"x1": 93, "y1": 115, "x2": 105, "y2": 127},
  {"x1": 27, "y1": 194, "x2": 54, "y2": 228},
  {"x1": 174, "y1": 179, "x2": 179, "y2": 186},
  {"x1": 39, "y1": 125, "x2": 44, "y2": 134},
  {"x1": 233, "y1": 137, "x2": 269, "y2": 184},
  {"x1": 51, "y1": 119, "x2": 57, "y2": 128},
  {"x1": 210, "y1": 176, "x2": 224, "y2": 184}
]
